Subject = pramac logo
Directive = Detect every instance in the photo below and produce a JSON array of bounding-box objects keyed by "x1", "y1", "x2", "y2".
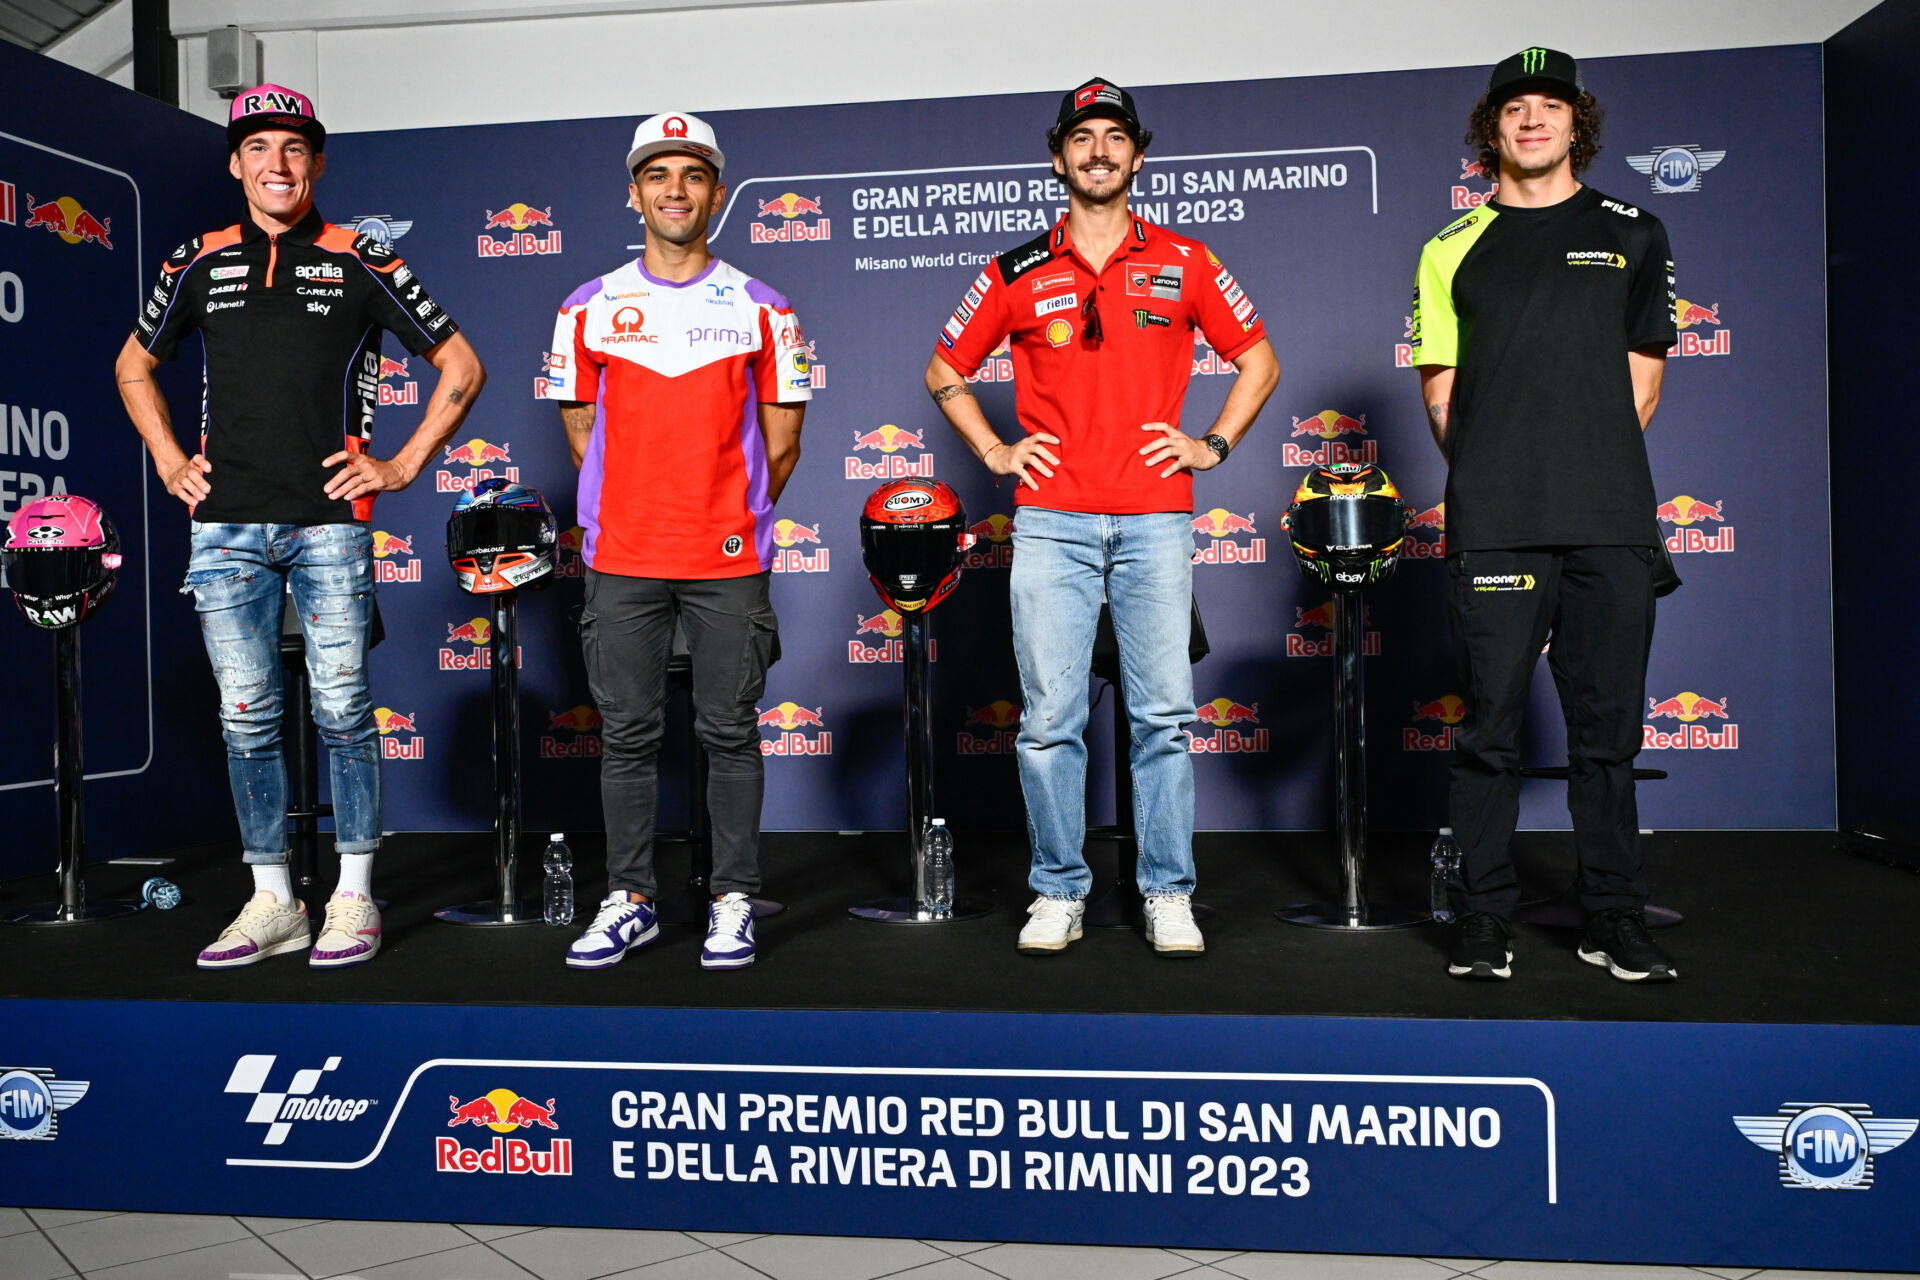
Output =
[{"x1": 606, "y1": 306, "x2": 658, "y2": 345}]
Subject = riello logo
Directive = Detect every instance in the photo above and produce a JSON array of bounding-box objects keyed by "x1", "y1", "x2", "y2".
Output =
[
  {"x1": 845, "y1": 424, "x2": 934, "y2": 481},
  {"x1": 1669, "y1": 297, "x2": 1730, "y2": 358},
  {"x1": 1643, "y1": 690, "x2": 1738, "y2": 750},
  {"x1": 440, "y1": 1089, "x2": 572, "y2": 1176},
  {"x1": 957, "y1": 699, "x2": 1020, "y2": 754},
  {"x1": 1187, "y1": 697, "x2": 1267, "y2": 754},
  {"x1": 757, "y1": 701, "x2": 831, "y2": 755},
  {"x1": 1657, "y1": 494, "x2": 1734, "y2": 554},
  {"x1": 963, "y1": 514, "x2": 1015, "y2": 569},
  {"x1": 373, "y1": 707, "x2": 423, "y2": 760},
  {"x1": 849, "y1": 609, "x2": 938, "y2": 664},
  {"x1": 436, "y1": 437, "x2": 518, "y2": 493},
  {"x1": 541, "y1": 704, "x2": 602, "y2": 759},
  {"x1": 1287, "y1": 601, "x2": 1381, "y2": 658},
  {"x1": 1403, "y1": 502, "x2": 1445, "y2": 558},
  {"x1": 751, "y1": 193, "x2": 830, "y2": 243},
  {"x1": 1404, "y1": 694, "x2": 1466, "y2": 752},
  {"x1": 370, "y1": 530, "x2": 420, "y2": 583},
  {"x1": 1189, "y1": 507, "x2": 1265, "y2": 565},
  {"x1": 477, "y1": 203, "x2": 562, "y2": 258},
  {"x1": 770, "y1": 518, "x2": 829, "y2": 573},
  {"x1": 1284, "y1": 410, "x2": 1377, "y2": 468}
]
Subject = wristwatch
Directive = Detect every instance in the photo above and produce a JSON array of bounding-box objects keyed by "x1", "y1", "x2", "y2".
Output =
[{"x1": 1203, "y1": 434, "x2": 1231, "y2": 465}]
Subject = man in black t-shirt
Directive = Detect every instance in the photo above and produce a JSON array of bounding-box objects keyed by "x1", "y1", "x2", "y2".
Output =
[
  {"x1": 115, "y1": 86, "x2": 486, "y2": 970},
  {"x1": 1410, "y1": 48, "x2": 1679, "y2": 983}
]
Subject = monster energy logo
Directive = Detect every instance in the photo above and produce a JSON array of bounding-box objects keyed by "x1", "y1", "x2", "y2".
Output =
[
  {"x1": 1521, "y1": 48, "x2": 1547, "y2": 74},
  {"x1": 1133, "y1": 309, "x2": 1171, "y2": 329}
]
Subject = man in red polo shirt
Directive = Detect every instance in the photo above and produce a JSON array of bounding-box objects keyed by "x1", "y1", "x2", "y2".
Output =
[{"x1": 924, "y1": 78, "x2": 1279, "y2": 956}]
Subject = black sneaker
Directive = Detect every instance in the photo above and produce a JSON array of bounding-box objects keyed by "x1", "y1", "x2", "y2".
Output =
[
  {"x1": 1447, "y1": 912, "x2": 1513, "y2": 980},
  {"x1": 1578, "y1": 907, "x2": 1677, "y2": 982}
]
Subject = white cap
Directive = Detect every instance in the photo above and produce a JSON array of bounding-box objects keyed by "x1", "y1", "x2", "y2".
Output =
[{"x1": 626, "y1": 111, "x2": 725, "y2": 178}]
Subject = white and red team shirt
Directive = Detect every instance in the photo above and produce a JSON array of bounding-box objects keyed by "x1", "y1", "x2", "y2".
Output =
[
  {"x1": 540, "y1": 257, "x2": 810, "y2": 579},
  {"x1": 933, "y1": 215, "x2": 1266, "y2": 515}
]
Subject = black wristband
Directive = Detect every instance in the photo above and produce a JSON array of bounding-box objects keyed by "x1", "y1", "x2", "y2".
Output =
[{"x1": 1204, "y1": 434, "x2": 1230, "y2": 464}]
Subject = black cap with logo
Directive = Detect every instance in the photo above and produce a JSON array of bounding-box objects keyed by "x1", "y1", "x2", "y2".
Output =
[
  {"x1": 1487, "y1": 47, "x2": 1582, "y2": 103},
  {"x1": 1049, "y1": 78, "x2": 1148, "y2": 149}
]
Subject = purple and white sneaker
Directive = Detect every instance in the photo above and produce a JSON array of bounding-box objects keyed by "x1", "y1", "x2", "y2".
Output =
[
  {"x1": 566, "y1": 894, "x2": 658, "y2": 969},
  {"x1": 310, "y1": 890, "x2": 382, "y2": 968},
  {"x1": 701, "y1": 892, "x2": 756, "y2": 970},
  {"x1": 197, "y1": 892, "x2": 311, "y2": 969}
]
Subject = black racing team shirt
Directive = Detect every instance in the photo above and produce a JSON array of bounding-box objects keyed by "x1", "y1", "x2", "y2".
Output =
[
  {"x1": 1410, "y1": 186, "x2": 1678, "y2": 551},
  {"x1": 135, "y1": 205, "x2": 457, "y2": 525}
]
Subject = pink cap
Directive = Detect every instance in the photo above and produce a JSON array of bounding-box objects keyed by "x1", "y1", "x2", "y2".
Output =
[{"x1": 227, "y1": 84, "x2": 326, "y2": 153}]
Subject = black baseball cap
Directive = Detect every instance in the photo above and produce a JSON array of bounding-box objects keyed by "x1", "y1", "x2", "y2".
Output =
[
  {"x1": 1051, "y1": 78, "x2": 1145, "y2": 143},
  {"x1": 1487, "y1": 47, "x2": 1582, "y2": 103}
]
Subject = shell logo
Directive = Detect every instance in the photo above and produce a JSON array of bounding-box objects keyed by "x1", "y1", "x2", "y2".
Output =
[
  {"x1": 1044, "y1": 318, "x2": 1073, "y2": 348},
  {"x1": 1410, "y1": 694, "x2": 1466, "y2": 725}
]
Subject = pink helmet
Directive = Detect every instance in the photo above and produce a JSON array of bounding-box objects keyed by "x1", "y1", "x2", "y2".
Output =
[{"x1": 2, "y1": 495, "x2": 123, "y2": 628}]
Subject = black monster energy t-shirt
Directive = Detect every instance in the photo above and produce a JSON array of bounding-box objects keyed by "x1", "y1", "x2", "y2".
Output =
[{"x1": 1409, "y1": 186, "x2": 1677, "y2": 551}]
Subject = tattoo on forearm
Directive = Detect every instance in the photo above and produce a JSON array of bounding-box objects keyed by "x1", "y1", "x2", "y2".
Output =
[
  {"x1": 119, "y1": 378, "x2": 146, "y2": 386},
  {"x1": 931, "y1": 384, "x2": 971, "y2": 406},
  {"x1": 447, "y1": 387, "x2": 467, "y2": 405},
  {"x1": 1426, "y1": 403, "x2": 1448, "y2": 430}
]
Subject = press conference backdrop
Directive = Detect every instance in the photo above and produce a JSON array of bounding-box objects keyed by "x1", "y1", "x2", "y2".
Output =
[
  {"x1": 310, "y1": 43, "x2": 1831, "y2": 837},
  {"x1": 0, "y1": 41, "x2": 235, "y2": 877}
]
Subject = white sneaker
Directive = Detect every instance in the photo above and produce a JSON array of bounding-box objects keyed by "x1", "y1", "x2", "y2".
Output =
[
  {"x1": 1017, "y1": 896, "x2": 1085, "y2": 954},
  {"x1": 197, "y1": 891, "x2": 311, "y2": 969},
  {"x1": 701, "y1": 892, "x2": 757, "y2": 970},
  {"x1": 1144, "y1": 895, "x2": 1205, "y2": 955},
  {"x1": 310, "y1": 890, "x2": 382, "y2": 968}
]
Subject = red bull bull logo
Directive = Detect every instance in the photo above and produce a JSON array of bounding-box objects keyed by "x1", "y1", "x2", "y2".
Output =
[
  {"x1": 22, "y1": 194, "x2": 112, "y2": 249},
  {"x1": 1395, "y1": 314, "x2": 1416, "y2": 369},
  {"x1": 957, "y1": 699, "x2": 1021, "y2": 754},
  {"x1": 552, "y1": 525, "x2": 588, "y2": 579},
  {"x1": 1656, "y1": 495, "x2": 1734, "y2": 554},
  {"x1": 376, "y1": 356, "x2": 418, "y2": 407},
  {"x1": 370, "y1": 530, "x2": 421, "y2": 583},
  {"x1": 771, "y1": 518, "x2": 829, "y2": 574},
  {"x1": 439, "y1": 1089, "x2": 571, "y2": 1176},
  {"x1": 751, "y1": 193, "x2": 831, "y2": 244},
  {"x1": 1669, "y1": 297, "x2": 1730, "y2": 358},
  {"x1": 1288, "y1": 602, "x2": 1381, "y2": 658},
  {"x1": 372, "y1": 706, "x2": 424, "y2": 759},
  {"x1": 541, "y1": 703, "x2": 603, "y2": 759},
  {"x1": 966, "y1": 337, "x2": 1015, "y2": 385},
  {"x1": 1192, "y1": 336, "x2": 1236, "y2": 377},
  {"x1": 849, "y1": 610, "x2": 939, "y2": 664},
  {"x1": 962, "y1": 514, "x2": 1016, "y2": 570},
  {"x1": 1283, "y1": 410, "x2": 1378, "y2": 468},
  {"x1": 1189, "y1": 507, "x2": 1266, "y2": 566},
  {"x1": 1402, "y1": 502, "x2": 1446, "y2": 559},
  {"x1": 757, "y1": 701, "x2": 832, "y2": 755},
  {"x1": 1644, "y1": 691, "x2": 1738, "y2": 750},
  {"x1": 1451, "y1": 158, "x2": 1498, "y2": 209},
  {"x1": 1187, "y1": 697, "x2": 1268, "y2": 754},
  {"x1": 846, "y1": 424, "x2": 934, "y2": 482},
  {"x1": 436, "y1": 438, "x2": 519, "y2": 493},
  {"x1": 439, "y1": 617, "x2": 522, "y2": 672},
  {"x1": 1405, "y1": 693, "x2": 1466, "y2": 751},
  {"x1": 478, "y1": 202, "x2": 562, "y2": 258}
]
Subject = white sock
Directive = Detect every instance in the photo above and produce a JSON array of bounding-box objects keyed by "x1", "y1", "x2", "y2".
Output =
[
  {"x1": 336, "y1": 852, "x2": 374, "y2": 899},
  {"x1": 253, "y1": 864, "x2": 294, "y2": 907}
]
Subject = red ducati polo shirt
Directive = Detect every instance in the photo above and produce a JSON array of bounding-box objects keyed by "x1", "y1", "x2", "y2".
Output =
[{"x1": 933, "y1": 214, "x2": 1265, "y2": 515}]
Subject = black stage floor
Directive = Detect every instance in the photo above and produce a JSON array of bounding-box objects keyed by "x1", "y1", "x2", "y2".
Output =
[{"x1": 3, "y1": 830, "x2": 1911, "y2": 1024}]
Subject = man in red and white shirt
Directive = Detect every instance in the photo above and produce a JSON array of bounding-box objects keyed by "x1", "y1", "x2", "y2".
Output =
[
  {"x1": 925, "y1": 79, "x2": 1279, "y2": 956},
  {"x1": 540, "y1": 111, "x2": 809, "y2": 971}
]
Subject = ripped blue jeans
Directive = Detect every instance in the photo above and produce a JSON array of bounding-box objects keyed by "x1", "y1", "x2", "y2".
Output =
[{"x1": 184, "y1": 522, "x2": 380, "y2": 865}]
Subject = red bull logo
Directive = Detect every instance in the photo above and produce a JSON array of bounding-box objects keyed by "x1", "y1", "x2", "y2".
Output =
[
  {"x1": 1402, "y1": 502, "x2": 1446, "y2": 558},
  {"x1": 1405, "y1": 693, "x2": 1466, "y2": 752},
  {"x1": 1395, "y1": 315, "x2": 1415, "y2": 369},
  {"x1": 751, "y1": 193, "x2": 831, "y2": 243},
  {"x1": 1288, "y1": 602, "x2": 1381, "y2": 658},
  {"x1": 541, "y1": 703, "x2": 603, "y2": 759},
  {"x1": 771, "y1": 518, "x2": 829, "y2": 573},
  {"x1": 846, "y1": 424, "x2": 934, "y2": 482},
  {"x1": 1192, "y1": 336, "x2": 1236, "y2": 377},
  {"x1": 376, "y1": 356, "x2": 417, "y2": 407},
  {"x1": 370, "y1": 530, "x2": 421, "y2": 583},
  {"x1": 1187, "y1": 697, "x2": 1268, "y2": 754},
  {"x1": 1669, "y1": 297, "x2": 1730, "y2": 358},
  {"x1": 1656, "y1": 495, "x2": 1734, "y2": 554},
  {"x1": 962, "y1": 514, "x2": 1016, "y2": 569},
  {"x1": 1451, "y1": 159, "x2": 1498, "y2": 209},
  {"x1": 436, "y1": 438, "x2": 518, "y2": 493},
  {"x1": 849, "y1": 610, "x2": 938, "y2": 664},
  {"x1": 1644, "y1": 691, "x2": 1738, "y2": 750},
  {"x1": 1189, "y1": 507, "x2": 1265, "y2": 566},
  {"x1": 22, "y1": 194, "x2": 112, "y2": 249},
  {"x1": 1283, "y1": 410, "x2": 1377, "y2": 468},
  {"x1": 551, "y1": 525, "x2": 587, "y2": 579},
  {"x1": 958, "y1": 698, "x2": 1022, "y2": 754},
  {"x1": 373, "y1": 706, "x2": 424, "y2": 759},
  {"x1": 440, "y1": 617, "x2": 522, "y2": 672},
  {"x1": 757, "y1": 701, "x2": 831, "y2": 755},
  {"x1": 439, "y1": 1090, "x2": 571, "y2": 1176},
  {"x1": 478, "y1": 202, "x2": 562, "y2": 258},
  {"x1": 966, "y1": 337, "x2": 1014, "y2": 385}
]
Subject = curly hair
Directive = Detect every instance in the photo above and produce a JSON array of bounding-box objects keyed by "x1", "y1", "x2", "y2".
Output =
[{"x1": 1467, "y1": 91, "x2": 1603, "y2": 177}]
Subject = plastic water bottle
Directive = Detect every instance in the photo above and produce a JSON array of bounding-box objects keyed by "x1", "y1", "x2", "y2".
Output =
[
  {"x1": 543, "y1": 834, "x2": 574, "y2": 926},
  {"x1": 141, "y1": 877, "x2": 181, "y2": 910},
  {"x1": 923, "y1": 819, "x2": 955, "y2": 916},
  {"x1": 1428, "y1": 827, "x2": 1462, "y2": 924}
]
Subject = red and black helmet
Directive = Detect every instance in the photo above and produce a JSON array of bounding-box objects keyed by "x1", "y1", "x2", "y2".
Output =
[{"x1": 859, "y1": 479, "x2": 974, "y2": 613}]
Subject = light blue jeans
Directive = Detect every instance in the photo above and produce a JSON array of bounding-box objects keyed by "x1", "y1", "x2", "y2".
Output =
[
  {"x1": 1009, "y1": 508, "x2": 1196, "y2": 899},
  {"x1": 184, "y1": 522, "x2": 380, "y2": 865}
]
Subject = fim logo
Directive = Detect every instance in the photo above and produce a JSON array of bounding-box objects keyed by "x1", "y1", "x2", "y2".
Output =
[
  {"x1": 371, "y1": 529, "x2": 420, "y2": 583},
  {"x1": 22, "y1": 194, "x2": 112, "y2": 248},
  {"x1": 771, "y1": 518, "x2": 829, "y2": 574},
  {"x1": 1670, "y1": 297, "x2": 1730, "y2": 358},
  {"x1": 0, "y1": 1068, "x2": 87, "y2": 1142},
  {"x1": 441, "y1": 1090, "x2": 573, "y2": 1176},
  {"x1": 1288, "y1": 601, "x2": 1381, "y2": 658},
  {"x1": 846, "y1": 424, "x2": 934, "y2": 481},
  {"x1": 1734, "y1": 1104, "x2": 1915, "y2": 1190},
  {"x1": 1405, "y1": 694, "x2": 1466, "y2": 752},
  {"x1": 1451, "y1": 157, "x2": 1498, "y2": 210},
  {"x1": 479, "y1": 202, "x2": 561, "y2": 258},
  {"x1": 1626, "y1": 144, "x2": 1725, "y2": 195},
  {"x1": 542, "y1": 704, "x2": 603, "y2": 759},
  {"x1": 224, "y1": 1054, "x2": 374, "y2": 1146},
  {"x1": 440, "y1": 616, "x2": 522, "y2": 672},
  {"x1": 437, "y1": 437, "x2": 518, "y2": 493},
  {"x1": 1657, "y1": 494, "x2": 1733, "y2": 554},
  {"x1": 348, "y1": 213, "x2": 412, "y2": 246},
  {"x1": 957, "y1": 700, "x2": 1020, "y2": 755},
  {"x1": 1284, "y1": 410, "x2": 1376, "y2": 468},
  {"x1": 965, "y1": 337, "x2": 1014, "y2": 385},
  {"x1": 849, "y1": 609, "x2": 937, "y2": 664},
  {"x1": 1644, "y1": 691, "x2": 1737, "y2": 751},
  {"x1": 1190, "y1": 508, "x2": 1265, "y2": 566},
  {"x1": 757, "y1": 701, "x2": 831, "y2": 756},
  {"x1": 1188, "y1": 697, "x2": 1267, "y2": 755},
  {"x1": 373, "y1": 707, "x2": 423, "y2": 761},
  {"x1": 964, "y1": 514, "x2": 1015, "y2": 569},
  {"x1": 751, "y1": 193, "x2": 831, "y2": 244},
  {"x1": 1403, "y1": 502, "x2": 1445, "y2": 559}
]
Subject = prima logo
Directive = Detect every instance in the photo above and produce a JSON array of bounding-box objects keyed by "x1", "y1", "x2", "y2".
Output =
[{"x1": 1734, "y1": 1104, "x2": 1915, "y2": 1190}]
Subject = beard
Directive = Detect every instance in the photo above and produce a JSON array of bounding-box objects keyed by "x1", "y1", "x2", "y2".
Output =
[{"x1": 1058, "y1": 159, "x2": 1131, "y2": 206}]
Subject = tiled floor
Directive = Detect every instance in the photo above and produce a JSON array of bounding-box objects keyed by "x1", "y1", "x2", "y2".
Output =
[{"x1": 0, "y1": 1210, "x2": 1904, "y2": 1280}]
